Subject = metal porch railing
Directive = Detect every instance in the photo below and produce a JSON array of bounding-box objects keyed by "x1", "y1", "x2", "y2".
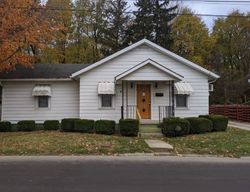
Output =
[
  {"x1": 121, "y1": 105, "x2": 137, "y2": 119},
  {"x1": 158, "y1": 106, "x2": 173, "y2": 123}
]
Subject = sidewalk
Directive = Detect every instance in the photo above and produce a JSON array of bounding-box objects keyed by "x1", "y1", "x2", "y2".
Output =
[
  {"x1": 0, "y1": 155, "x2": 250, "y2": 163},
  {"x1": 229, "y1": 121, "x2": 250, "y2": 131}
]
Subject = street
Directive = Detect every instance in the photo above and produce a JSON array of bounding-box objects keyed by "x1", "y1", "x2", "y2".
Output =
[{"x1": 0, "y1": 156, "x2": 250, "y2": 192}]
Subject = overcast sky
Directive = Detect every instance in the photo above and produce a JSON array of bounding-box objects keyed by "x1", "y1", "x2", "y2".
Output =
[
  {"x1": 179, "y1": 0, "x2": 250, "y2": 29},
  {"x1": 42, "y1": 0, "x2": 250, "y2": 29}
]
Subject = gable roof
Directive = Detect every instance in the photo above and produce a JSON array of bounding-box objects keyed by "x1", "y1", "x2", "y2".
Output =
[
  {"x1": 0, "y1": 64, "x2": 90, "y2": 80},
  {"x1": 71, "y1": 39, "x2": 220, "y2": 80},
  {"x1": 115, "y1": 59, "x2": 183, "y2": 81}
]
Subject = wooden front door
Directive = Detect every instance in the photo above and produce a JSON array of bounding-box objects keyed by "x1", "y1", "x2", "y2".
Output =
[{"x1": 137, "y1": 84, "x2": 151, "y2": 119}]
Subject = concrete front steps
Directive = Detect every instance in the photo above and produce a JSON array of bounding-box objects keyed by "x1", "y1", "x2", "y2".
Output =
[
  {"x1": 140, "y1": 119, "x2": 159, "y2": 125},
  {"x1": 144, "y1": 139, "x2": 174, "y2": 153},
  {"x1": 139, "y1": 124, "x2": 164, "y2": 138}
]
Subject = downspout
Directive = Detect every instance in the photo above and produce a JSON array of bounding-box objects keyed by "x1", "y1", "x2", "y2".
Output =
[
  {"x1": 0, "y1": 82, "x2": 3, "y2": 121},
  {"x1": 172, "y1": 81, "x2": 175, "y2": 117},
  {"x1": 121, "y1": 80, "x2": 124, "y2": 119}
]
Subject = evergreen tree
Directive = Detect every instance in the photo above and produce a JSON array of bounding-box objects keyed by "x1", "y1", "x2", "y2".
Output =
[
  {"x1": 129, "y1": 0, "x2": 178, "y2": 49},
  {"x1": 153, "y1": 0, "x2": 177, "y2": 48},
  {"x1": 102, "y1": 0, "x2": 130, "y2": 55},
  {"x1": 127, "y1": 0, "x2": 154, "y2": 43}
]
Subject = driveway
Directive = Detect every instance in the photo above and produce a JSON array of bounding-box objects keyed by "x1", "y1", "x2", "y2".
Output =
[
  {"x1": 229, "y1": 121, "x2": 250, "y2": 131},
  {"x1": 0, "y1": 156, "x2": 250, "y2": 192}
]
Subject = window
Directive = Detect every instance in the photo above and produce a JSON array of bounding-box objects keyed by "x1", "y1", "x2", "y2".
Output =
[
  {"x1": 176, "y1": 95, "x2": 188, "y2": 108},
  {"x1": 38, "y1": 96, "x2": 49, "y2": 108},
  {"x1": 101, "y1": 95, "x2": 112, "y2": 108}
]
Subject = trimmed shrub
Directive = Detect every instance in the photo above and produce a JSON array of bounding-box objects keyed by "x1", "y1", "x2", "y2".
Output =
[
  {"x1": 44, "y1": 120, "x2": 60, "y2": 131},
  {"x1": 95, "y1": 120, "x2": 116, "y2": 135},
  {"x1": 199, "y1": 115, "x2": 228, "y2": 131},
  {"x1": 162, "y1": 117, "x2": 190, "y2": 137},
  {"x1": 61, "y1": 118, "x2": 79, "y2": 132},
  {"x1": 74, "y1": 119, "x2": 95, "y2": 133},
  {"x1": 17, "y1": 120, "x2": 36, "y2": 131},
  {"x1": 119, "y1": 119, "x2": 139, "y2": 137},
  {"x1": 186, "y1": 117, "x2": 213, "y2": 134},
  {"x1": 0, "y1": 121, "x2": 12, "y2": 132}
]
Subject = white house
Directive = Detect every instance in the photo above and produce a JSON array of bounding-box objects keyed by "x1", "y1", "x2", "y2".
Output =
[{"x1": 0, "y1": 39, "x2": 219, "y2": 123}]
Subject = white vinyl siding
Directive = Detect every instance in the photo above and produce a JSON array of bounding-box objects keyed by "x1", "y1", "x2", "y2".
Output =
[
  {"x1": 79, "y1": 44, "x2": 210, "y2": 121},
  {"x1": 2, "y1": 81, "x2": 79, "y2": 123},
  {"x1": 1, "y1": 44, "x2": 210, "y2": 123},
  {"x1": 121, "y1": 64, "x2": 178, "y2": 81}
]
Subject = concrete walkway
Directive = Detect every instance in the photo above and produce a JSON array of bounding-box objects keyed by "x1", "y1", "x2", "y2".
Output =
[{"x1": 229, "y1": 121, "x2": 250, "y2": 131}]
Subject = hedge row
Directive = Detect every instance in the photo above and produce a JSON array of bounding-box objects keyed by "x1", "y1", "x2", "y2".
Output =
[
  {"x1": 199, "y1": 115, "x2": 229, "y2": 131},
  {"x1": 119, "y1": 119, "x2": 139, "y2": 136},
  {"x1": 0, "y1": 121, "x2": 12, "y2": 132},
  {"x1": 162, "y1": 115, "x2": 228, "y2": 137},
  {"x1": 60, "y1": 118, "x2": 115, "y2": 135},
  {"x1": 0, "y1": 118, "x2": 140, "y2": 137},
  {"x1": 162, "y1": 117, "x2": 190, "y2": 137},
  {"x1": 186, "y1": 117, "x2": 213, "y2": 134}
]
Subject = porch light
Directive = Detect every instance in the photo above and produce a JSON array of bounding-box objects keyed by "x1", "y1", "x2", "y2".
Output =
[
  {"x1": 130, "y1": 82, "x2": 134, "y2": 88},
  {"x1": 155, "y1": 82, "x2": 158, "y2": 88}
]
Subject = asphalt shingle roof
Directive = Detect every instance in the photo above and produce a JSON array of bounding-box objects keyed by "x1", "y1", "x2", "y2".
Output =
[{"x1": 0, "y1": 64, "x2": 91, "y2": 79}]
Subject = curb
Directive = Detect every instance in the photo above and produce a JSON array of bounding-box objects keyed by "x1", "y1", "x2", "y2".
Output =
[{"x1": 0, "y1": 155, "x2": 250, "y2": 163}]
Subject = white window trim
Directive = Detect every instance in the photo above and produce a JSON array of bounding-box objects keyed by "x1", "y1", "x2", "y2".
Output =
[
  {"x1": 98, "y1": 95, "x2": 115, "y2": 110},
  {"x1": 35, "y1": 96, "x2": 51, "y2": 110},
  {"x1": 175, "y1": 94, "x2": 190, "y2": 110}
]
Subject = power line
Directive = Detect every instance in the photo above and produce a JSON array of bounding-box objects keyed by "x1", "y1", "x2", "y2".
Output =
[
  {"x1": 124, "y1": 0, "x2": 250, "y2": 5},
  {"x1": 1, "y1": 6, "x2": 249, "y2": 18}
]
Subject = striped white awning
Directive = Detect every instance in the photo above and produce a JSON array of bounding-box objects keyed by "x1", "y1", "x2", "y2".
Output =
[
  {"x1": 98, "y1": 82, "x2": 115, "y2": 94},
  {"x1": 32, "y1": 85, "x2": 51, "y2": 96},
  {"x1": 174, "y1": 82, "x2": 193, "y2": 95}
]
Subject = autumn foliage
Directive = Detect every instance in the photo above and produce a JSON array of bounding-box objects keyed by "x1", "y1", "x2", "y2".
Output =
[{"x1": 0, "y1": 0, "x2": 57, "y2": 72}]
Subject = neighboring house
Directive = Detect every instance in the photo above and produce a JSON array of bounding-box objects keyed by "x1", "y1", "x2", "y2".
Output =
[{"x1": 0, "y1": 39, "x2": 219, "y2": 123}]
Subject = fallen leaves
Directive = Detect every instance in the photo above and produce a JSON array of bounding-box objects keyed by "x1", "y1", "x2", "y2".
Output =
[{"x1": 0, "y1": 131, "x2": 151, "y2": 155}]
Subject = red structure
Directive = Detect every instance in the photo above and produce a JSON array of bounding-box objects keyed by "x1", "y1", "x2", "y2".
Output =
[{"x1": 209, "y1": 105, "x2": 250, "y2": 123}]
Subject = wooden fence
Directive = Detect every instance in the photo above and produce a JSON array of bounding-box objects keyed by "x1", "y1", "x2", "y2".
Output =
[{"x1": 209, "y1": 105, "x2": 250, "y2": 123}]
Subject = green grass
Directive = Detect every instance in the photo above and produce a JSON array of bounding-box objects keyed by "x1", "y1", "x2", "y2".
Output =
[
  {"x1": 0, "y1": 131, "x2": 152, "y2": 155},
  {"x1": 165, "y1": 128, "x2": 250, "y2": 157}
]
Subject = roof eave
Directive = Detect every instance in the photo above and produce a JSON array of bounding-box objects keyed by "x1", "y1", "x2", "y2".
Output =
[
  {"x1": 115, "y1": 58, "x2": 183, "y2": 81},
  {"x1": 71, "y1": 39, "x2": 220, "y2": 80}
]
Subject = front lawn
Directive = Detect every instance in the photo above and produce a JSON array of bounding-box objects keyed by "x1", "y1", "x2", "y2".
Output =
[
  {"x1": 0, "y1": 131, "x2": 152, "y2": 155},
  {"x1": 166, "y1": 128, "x2": 250, "y2": 157}
]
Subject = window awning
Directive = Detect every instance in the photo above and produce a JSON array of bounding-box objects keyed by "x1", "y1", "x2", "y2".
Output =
[
  {"x1": 32, "y1": 85, "x2": 51, "y2": 96},
  {"x1": 98, "y1": 82, "x2": 115, "y2": 95},
  {"x1": 174, "y1": 82, "x2": 193, "y2": 95}
]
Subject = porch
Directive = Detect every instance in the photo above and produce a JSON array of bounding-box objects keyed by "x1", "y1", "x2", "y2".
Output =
[
  {"x1": 97, "y1": 59, "x2": 193, "y2": 123},
  {"x1": 119, "y1": 81, "x2": 175, "y2": 123}
]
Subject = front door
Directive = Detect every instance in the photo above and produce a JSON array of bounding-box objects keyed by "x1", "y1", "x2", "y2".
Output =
[{"x1": 137, "y1": 84, "x2": 151, "y2": 119}]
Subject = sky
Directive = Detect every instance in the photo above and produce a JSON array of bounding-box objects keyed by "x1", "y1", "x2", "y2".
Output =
[
  {"x1": 42, "y1": 0, "x2": 250, "y2": 30},
  {"x1": 126, "y1": 0, "x2": 250, "y2": 30},
  {"x1": 127, "y1": 0, "x2": 250, "y2": 30},
  {"x1": 179, "y1": 0, "x2": 250, "y2": 29}
]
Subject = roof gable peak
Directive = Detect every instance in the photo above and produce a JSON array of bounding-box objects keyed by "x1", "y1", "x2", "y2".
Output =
[{"x1": 71, "y1": 39, "x2": 219, "y2": 80}]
